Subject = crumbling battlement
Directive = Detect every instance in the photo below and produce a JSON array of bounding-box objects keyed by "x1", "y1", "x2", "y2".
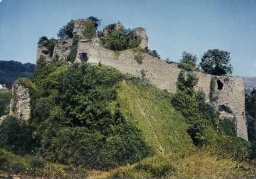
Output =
[{"x1": 36, "y1": 20, "x2": 248, "y2": 140}]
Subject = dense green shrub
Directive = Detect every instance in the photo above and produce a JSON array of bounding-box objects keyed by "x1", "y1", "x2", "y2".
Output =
[
  {"x1": 172, "y1": 70, "x2": 250, "y2": 157},
  {"x1": 218, "y1": 118, "x2": 236, "y2": 136},
  {"x1": 57, "y1": 20, "x2": 74, "y2": 39},
  {"x1": 29, "y1": 63, "x2": 151, "y2": 169},
  {"x1": 177, "y1": 71, "x2": 198, "y2": 96},
  {"x1": 0, "y1": 116, "x2": 36, "y2": 155},
  {"x1": 0, "y1": 90, "x2": 11, "y2": 116},
  {"x1": 88, "y1": 16, "x2": 101, "y2": 28},
  {"x1": 178, "y1": 52, "x2": 198, "y2": 71},
  {"x1": 0, "y1": 148, "x2": 28, "y2": 174},
  {"x1": 101, "y1": 28, "x2": 141, "y2": 51},
  {"x1": 82, "y1": 20, "x2": 96, "y2": 39},
  {"x1": 14, "y1": 78, "x2": 36, "y2": 90},
  {"x1": 66, "y1": 36, "x2": 79, "y2": 63}
]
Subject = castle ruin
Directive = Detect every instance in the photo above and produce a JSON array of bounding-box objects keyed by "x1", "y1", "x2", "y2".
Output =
[{"x1": 36, "y1": 19, "x2": 248, "y2": 140}]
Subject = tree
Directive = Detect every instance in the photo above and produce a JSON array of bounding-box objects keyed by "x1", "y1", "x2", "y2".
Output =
[
  {"x1": 178, "y1": 52, "x2": 197, "y2": 71},
  {"x1": 88, "y1": 16, "x2": 101, "y2": 28},
  {"x1": 200, "y1": 49, "x2": 233, "y2": 75},
  {"x1": 57, "y1": 20, "x2": 74, "y2": 39}
]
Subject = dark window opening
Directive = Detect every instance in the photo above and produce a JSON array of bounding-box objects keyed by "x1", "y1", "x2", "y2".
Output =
[
  {"x1": 41, "y1": 49, "x2": 49, "y2": 55},
  {"x1": 217, "y1": 79, "x2": 223, "y2": 90},
  {"x1": 219, "y1": 105, "x2": 232, "y2": 113},
  {"x1": 79, "y1": 53, "x2": 88, "y2": 62}
]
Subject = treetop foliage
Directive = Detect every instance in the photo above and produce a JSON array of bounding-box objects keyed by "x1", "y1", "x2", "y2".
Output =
[
  {"x1": 178, "y1": 52, "x2": 198, "y2": 71},
  {"x1": 200, "y1": 49, "x2": 233, "y2": 76},
  {"x1": 88, "y1": 16, "x2": 101, "y2": 28},
  {"x1": 57, "y1": 20, "x2": 75, "y2": 39}
]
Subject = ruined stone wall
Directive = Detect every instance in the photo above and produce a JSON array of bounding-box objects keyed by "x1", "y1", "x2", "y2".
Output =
[
  {"x1": 35, "y1": 20, "x2": 248, "y2": 140},
  {"x1": 76, "y1": 38, "x2": 248, "y2": 140},
  {"x1": 9, "y1": 84, "x2": 31, "y2": 122},
  {"x1": 213, "y1": 76, "x2": 247, "y2": 140},
  {"x1": 36, "y1": 46, "x2": 53, "y2": 62},
  {"x1": 77, "y1": 38, "x2": 180, "y2": 93}
]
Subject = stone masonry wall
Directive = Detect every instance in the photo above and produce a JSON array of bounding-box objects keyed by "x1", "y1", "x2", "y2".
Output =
[
  {"x1": 213, "y1": 76, "x2": 248, "y2": 140},
  {"x1": 76, "y1": 37, "x2": 248, "y2": 140},
  {"x1": 77, "y1": 38, "x2": 181, "y2": 93},
  {"x1": 9, "y1": 84, "x2": 31, "y2": 122}
]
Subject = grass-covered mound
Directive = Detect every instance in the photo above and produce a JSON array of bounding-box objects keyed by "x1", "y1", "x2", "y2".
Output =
[{"x1": 0, "y1": 61, "x2": 254, "y2": 178}]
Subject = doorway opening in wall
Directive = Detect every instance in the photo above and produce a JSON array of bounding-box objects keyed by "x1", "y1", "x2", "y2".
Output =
[
  {"x1": 79, "y1": 53, "x2": 88, "y2": 62},
  {"x1": 217, "y1": 79, "x2": 224, "y2": 90}
]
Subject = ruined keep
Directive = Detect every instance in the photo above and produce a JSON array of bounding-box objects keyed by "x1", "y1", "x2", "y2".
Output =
[{"x1": 36, "y1": 19, "x2": 248, "y2": 140}]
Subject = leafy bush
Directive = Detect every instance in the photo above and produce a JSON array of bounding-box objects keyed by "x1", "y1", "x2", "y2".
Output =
[
  {"x1": 218, "y1": 118, "x2": 236, "y2": 136},
  {"x1": 82, "y1": 20, "x2": 96, "y2": 39},
  {"x1": 88, "y1": 16, "x2": 101, "y2": 28},
  {"x1": 0, "y1": 116, "x2": 36, "y2": 155},
  {"x1": 0, "y1": 90, "x2": 11, "y2": 116},
  {"x1": 0, "y1": 148, "x2": 28, "y2": 174},
  {"x1": 178, "y1": 52, "x2": 197, "y2": 71},
  {"x1": 177, "y1": 71, "x2": 198, "y2": 96},
  {"x1": 101, "y1": 28, "x2": 141, "y2": 51},
  {"x1": 66, "y1": 36, "x2": 79, "y2": 63},
  {"x1": 29, "y1": 63, "x2": 151, "y2": 169},
  {"x1": 57, "y1": 20, "x2": 74, "y2": 39},
  {"x1": 14, "y1": 78, "x2": 36, "y2": 90}
]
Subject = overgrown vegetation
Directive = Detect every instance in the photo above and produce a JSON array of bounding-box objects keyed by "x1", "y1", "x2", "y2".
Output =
[
  {"x1": 0, "y1": 61, "x2": 254, "y2": 177},
  {"x1": 66, "y1": 36, "x2": 79, "y2": 63},
  {"x1": 200, "y1": 49, "x2": 233, "y2": 75},
  {"x1": 0, "y1": 90, "x2": 11, "y2": 116},
  {"x1": 20, "y1": 62, "x2": 150, "y2": 169},
  {"x1": 171, "y1": 70, "x2": 249, "y2": 158},
  {"x1": 245, "y1": 89, "x2": 256, "y2": 159},
  {"x1": 82, "y1": 20, "x2": 96, "y2": 39},
  {"x1": 1, "y1": 17, "x2": 255, "y2": 178},
  {"x1": 57, "y1": 20, "x2": 75, "y2": 39},
  {"x1": 178, "y1": 52, "x2": 198, "y2": 71},
  {"x1": 101, "y1": 24, "x2": 141, "y2": 51}
]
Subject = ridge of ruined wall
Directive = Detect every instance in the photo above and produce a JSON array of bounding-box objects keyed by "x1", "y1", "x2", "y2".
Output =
[
  {"x1": 35, "y1": 20, "x2": 248, "y2": 140},
  {"x1": 76, "y1": 38, "x2": 248, "y2": 140}
]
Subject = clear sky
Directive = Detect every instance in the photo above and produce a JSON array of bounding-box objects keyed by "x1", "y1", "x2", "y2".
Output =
[{"x1": 0, "y1": 0, "x2": 255, "y2": 77}]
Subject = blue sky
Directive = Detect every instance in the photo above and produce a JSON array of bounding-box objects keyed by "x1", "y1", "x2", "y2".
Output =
[{"x1": 0, "y1": 0, "x2": 255, "y2": 77}]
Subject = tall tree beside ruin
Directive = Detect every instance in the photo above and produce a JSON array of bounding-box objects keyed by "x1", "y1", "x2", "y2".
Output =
[{"x1": 200, "y1": 49, "x2": 233, "y2": 75}]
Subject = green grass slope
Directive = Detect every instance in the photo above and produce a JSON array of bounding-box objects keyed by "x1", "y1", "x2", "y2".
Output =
[
  {"x1": 0, "y1": 63, "x2": 255, "y2": 178},
  {"x1": 117, "y1": 80, "x2": 195, "y2": 156}
]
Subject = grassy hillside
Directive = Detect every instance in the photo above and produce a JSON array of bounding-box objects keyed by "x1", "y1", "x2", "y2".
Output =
[
  {"x1": 0, "y1": 62, "x2": 255, "y2": 178},
  {"x1": 117, "y1": 80, "x2": 195, "y2": 156}
]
